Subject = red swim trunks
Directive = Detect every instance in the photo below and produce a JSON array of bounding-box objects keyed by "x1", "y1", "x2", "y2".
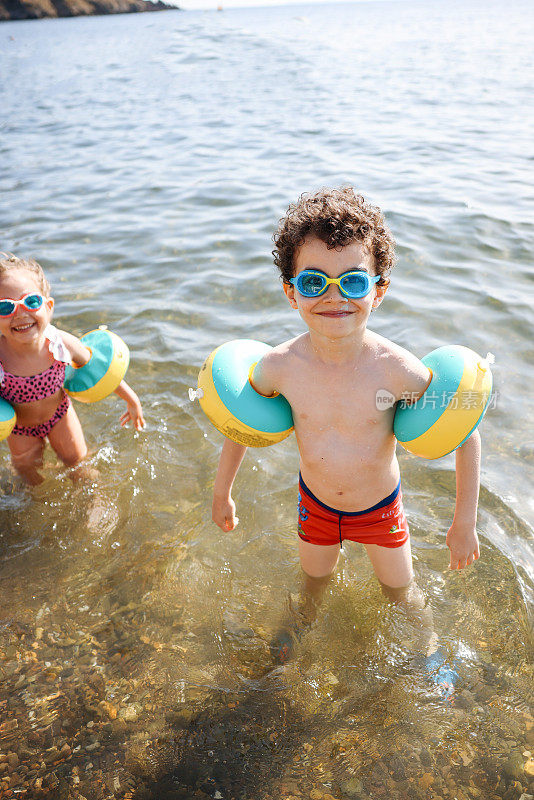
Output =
[{"x1": 298, "y1": 474, "x2": 409, "y2": 549}]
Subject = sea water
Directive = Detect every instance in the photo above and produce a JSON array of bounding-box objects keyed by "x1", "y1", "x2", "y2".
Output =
[{"x1": 0, "y1": 1, "x2": 533, "y2": 797}]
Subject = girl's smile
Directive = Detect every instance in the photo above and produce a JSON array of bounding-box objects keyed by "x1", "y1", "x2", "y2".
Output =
[
  {"x1": 12, "y1": 321, "x2": 37, "y2": 332},
  {"x1": 10, "y1": 319, "x2": 39, "y2": 336}
]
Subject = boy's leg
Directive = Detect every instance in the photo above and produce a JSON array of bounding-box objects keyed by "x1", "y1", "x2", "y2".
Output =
[
  {"x1": 270, "y1": 540, "x2": 340, "y2": 663},
  {"x1": 7, "y1": 433, "x2": 45, "y2": 485},
  {"x1": 365, "y1": 540, "x2": 435, "y2": 654},
  {"x1": 298, "y1": 539, "x2": 340, "y2": 578},
  {"x1": 364, "y1": 540, "x2": 414, "y2": 588},
  {"x1": 296, "y1": 539, "x2": 340, "y2": 623}
]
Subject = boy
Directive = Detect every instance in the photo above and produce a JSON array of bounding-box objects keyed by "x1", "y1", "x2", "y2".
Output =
[{"x1": 211, "y1": 188, "x2": 480, "y2": 652}]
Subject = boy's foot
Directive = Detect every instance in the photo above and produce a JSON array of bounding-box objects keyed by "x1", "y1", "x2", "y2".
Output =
[
  {"x1": 269, "y1": 611, "x2": 310, "y2": 665},
  {"x1": 269, "y1": 589, "x2": 322, "y2": 666},
  {"x1": 269, "y1": 627, "x2": 299, "y2": 665},
  {"x1": 422, "y1": 645, "x2": 460, "y2": 699}
]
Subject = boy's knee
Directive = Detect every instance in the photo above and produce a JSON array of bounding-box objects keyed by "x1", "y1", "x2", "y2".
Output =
[
  {"x1": 379, "y1": 578, "x2": 424, "y2": 607},
  {"x1": 302, "y1": 565, "x2": 336, "y2": 581}
]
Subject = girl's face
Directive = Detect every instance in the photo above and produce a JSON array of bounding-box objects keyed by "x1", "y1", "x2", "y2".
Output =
[{"x1": 0, "y1": 269, "x2": 54, "y2": 346}]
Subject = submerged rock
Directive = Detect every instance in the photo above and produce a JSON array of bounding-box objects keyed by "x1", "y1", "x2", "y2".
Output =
[
  {"x1": 339, "y1": 776, "x2": 364, "y2": 797},
  {"x1": 503, "y1": 751, "x2": 525, "y2": 780}
]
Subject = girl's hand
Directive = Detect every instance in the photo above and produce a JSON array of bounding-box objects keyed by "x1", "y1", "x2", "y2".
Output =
[
  {"x1": 114, "y1": 381, "x2": 145, "y2": 432},
  {"x1": 446, "y1": 520, "x2": 480, "y2": 570},
  {"x1": 119, "y1": 395, "x2": 145, "y2": 432},
  {"x1": 212, "y1": 493, "x2": 239, "y2": 532}
]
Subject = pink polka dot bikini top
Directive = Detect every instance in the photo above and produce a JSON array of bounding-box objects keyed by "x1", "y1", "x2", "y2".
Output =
[{"x1": 0, "y1": 325, "x2": 71, "y2": 405}]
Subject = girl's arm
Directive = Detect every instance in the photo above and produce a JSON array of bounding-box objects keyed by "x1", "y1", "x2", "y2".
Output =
[
  {"x1": 114, "y1": 380, "x2": 145, "y2": 431},
  {"x1": 58, "y1": 330, "x2": 144, "y2": 431},
  {"x1": 212, "y1": 438, "x2": 247, "y2": 531},
  {"x1": 446, "y1": 429, "x2": 481, "y2": 570},
  {"x1": 56, "y1": 329, "x2": 92, "y2": 366}
]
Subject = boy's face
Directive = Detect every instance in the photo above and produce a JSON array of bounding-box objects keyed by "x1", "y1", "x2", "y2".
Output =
[{"x1": 282, "y1": 236, "x2": 388, "y2": 340}]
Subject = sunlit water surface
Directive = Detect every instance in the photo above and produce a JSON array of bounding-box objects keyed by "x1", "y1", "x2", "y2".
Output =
[{"x1": 0, "y1": 0, "x2": 533, "y2": 797}]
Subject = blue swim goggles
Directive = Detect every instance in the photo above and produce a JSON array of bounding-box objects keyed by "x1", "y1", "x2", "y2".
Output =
[{"x1": 289, "y1": 269, "x2": 380, "y2": 299}]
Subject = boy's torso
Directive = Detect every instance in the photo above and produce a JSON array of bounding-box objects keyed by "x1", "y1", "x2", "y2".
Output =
[{"x1": 272, "y1": 331, "x2": 404, "y2": 512}]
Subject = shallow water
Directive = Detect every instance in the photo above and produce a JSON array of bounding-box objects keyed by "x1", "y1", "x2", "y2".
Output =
[{"x1": 0, "y1": 0, "x2": 533, "y2": 797}]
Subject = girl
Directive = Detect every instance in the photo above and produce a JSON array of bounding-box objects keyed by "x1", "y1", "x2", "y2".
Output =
[{"x1": 0, "y1": 253, "x2": 145, "y2": 485}]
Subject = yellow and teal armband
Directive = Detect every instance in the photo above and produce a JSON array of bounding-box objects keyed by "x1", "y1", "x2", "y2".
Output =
[
  {"x1": 0, "y1": 398, "x2": 16, "y2": 442},
  {"x1": 393, "y1": 345, "x2": 494, "y2": 459},
  {"x1": 64, "y1": 327, "x2": 130, "y2": 404},
  {"x1": 190, "y1": 339, "x2": 294, "y2": 447}
]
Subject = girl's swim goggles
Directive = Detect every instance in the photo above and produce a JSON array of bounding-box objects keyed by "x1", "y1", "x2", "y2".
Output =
[
  {"x1": 289, "y1": 269, "x2": 380, "y2": 299},
  {"x1": 0, "y1": 293, "x2": 45, "y2": 317}
]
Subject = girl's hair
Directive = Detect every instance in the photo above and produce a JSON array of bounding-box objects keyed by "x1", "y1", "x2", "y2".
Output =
[
  {"x1": 0, "y1": 253, "x2": 51, "y2": 296},
  {"x1": 273, "y1": 187, "x2": 396, "y2": 286}
]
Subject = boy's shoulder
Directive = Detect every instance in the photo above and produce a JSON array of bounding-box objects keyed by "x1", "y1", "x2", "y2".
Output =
[
  {"x1": 368, "y1": 331, "x2": 431, "y2": 399},
  {"x1": 252, "y1": 334, "x2": 306, "y2": 396},
  {"x1": 259, "y1": 334, "x2": 305, "y2": 371},
  {"x1": 269, "y1": 333, "x2": 307, "y2": 358},
  {"x1": 369, "y1": 330, "x2": 421, "y2": 363},
  {"x1": 256, "y1": 332, "x2": 430, "y2": 400},
  {"x1": 269, "y1": 333, "x2": 324, "y2": 370}
]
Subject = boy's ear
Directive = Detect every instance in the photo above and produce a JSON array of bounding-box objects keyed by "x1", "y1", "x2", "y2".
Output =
[
  {"x1": 372, "y1": 278, "x2": 389, "y2": 309},
  {"x1": 282, "y1": 280, "x2": 299, "y2": 309}
]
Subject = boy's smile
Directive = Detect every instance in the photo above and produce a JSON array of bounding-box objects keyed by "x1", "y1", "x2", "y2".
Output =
[{"x1": 282, "y1": 237, "x2": 388, "y2": 340}]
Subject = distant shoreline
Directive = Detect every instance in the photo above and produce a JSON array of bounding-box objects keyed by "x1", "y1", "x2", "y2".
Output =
[{"x1": 0, "y1": 0, "x2": 179, "y2": 22}]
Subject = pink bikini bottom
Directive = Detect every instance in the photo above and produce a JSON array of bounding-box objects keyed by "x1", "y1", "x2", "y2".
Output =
[{"x1": 12, "y1": 394, "x2": 71, "y2": 439}]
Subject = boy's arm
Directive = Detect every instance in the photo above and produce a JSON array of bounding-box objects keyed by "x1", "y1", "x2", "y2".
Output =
[
  {"x1": 114, "y1": 380, "x2": 145, "y2": 432},
  {"x1": 212, "y1": 438, "x2": 247, "y2": 532},
  {"x1": 446, "y1": 429, "x2": 481, "y2": 570},
  {"x1": 212, "y1": 348, "x2": 284, "y2": 531},
  {"x1": 392, "y1": 347, "x2": 432, "y2": 402},
  {"x1": 392, "y1": 346, "x2": 481, "y2": 569},
  {"x1": 250, "y1": 352, "x2": 280, "y2": 398}
]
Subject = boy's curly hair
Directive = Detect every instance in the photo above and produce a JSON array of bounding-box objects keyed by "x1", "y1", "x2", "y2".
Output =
[
  {"x1": 0, "y1": 253, "x2": 50, "y2": 296},
  {"x1": 273, "y1": 187, "x2": 396, "y2": 286}
]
